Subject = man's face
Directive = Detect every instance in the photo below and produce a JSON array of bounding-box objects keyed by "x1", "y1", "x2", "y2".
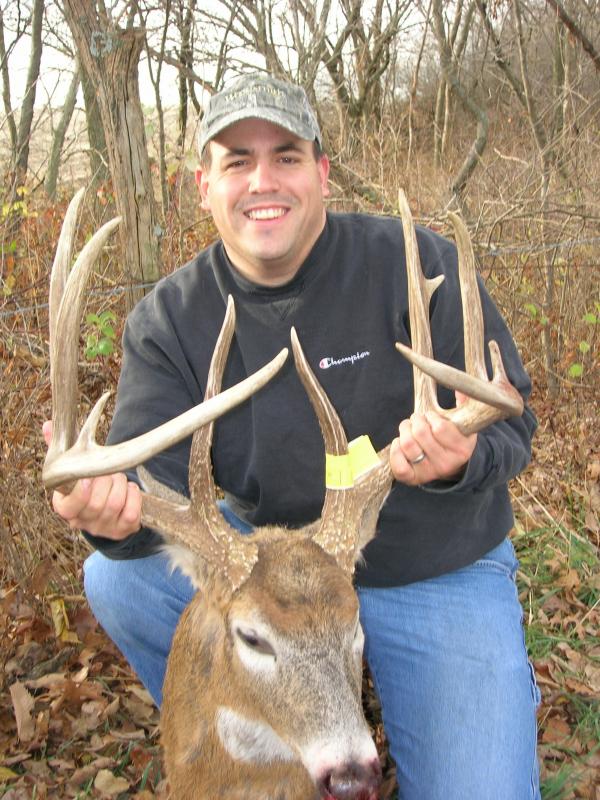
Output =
[{"x1": 197, "y1": 118, "x2": 330, "y2": 286}]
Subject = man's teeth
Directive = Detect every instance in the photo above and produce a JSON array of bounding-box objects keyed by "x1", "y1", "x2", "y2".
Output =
[{"x1": 246, "y1": 208, "x2": 286, "y2": 220}]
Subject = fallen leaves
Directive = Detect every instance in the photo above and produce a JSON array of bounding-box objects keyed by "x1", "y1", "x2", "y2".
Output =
[
  {"x1": 8, "y1": 683, "x2": 35, "y2": 743},
  {"x1": 517, "y1": 519, "x2": 600, "y2": 797},
  {"x1": 1, "y1": 587, "x2": 164, "y2": 798}
]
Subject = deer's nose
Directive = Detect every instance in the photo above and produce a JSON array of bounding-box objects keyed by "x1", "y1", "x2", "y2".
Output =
[{"x1": 319, "y1": 758, "x2": 382, "y2": 800}]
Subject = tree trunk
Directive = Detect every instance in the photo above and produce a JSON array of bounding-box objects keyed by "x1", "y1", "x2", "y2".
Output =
[
  {"x1": 545, "y1": 0, "x2": 600, "y2": 73},
  {"x1": 144, "y1": 0, "x2": 171, "y2": 218},
  {"x1": 1, "y1": 0, "x2": 44, "y2": 280},
  {"x1": 0, "y1": 8, "x2": 17, "y2": 159},
  {"x1": 432, "y1": 0, "x2": 488, "y2": 208},
  {"x1": 433, "y1": 77, "x2": 445, "y2": 169},
  {"x1": 80, "y1": 63, "x2": 109, "y2": 190},
  {"x1": 13, "y1": 0, "x2": 44, "y2": 181},
  {"x1": 176, "y1": 0, "x2": 196, "y2": 150},
  {"x1": 513, "y1": 0, "x2": 557, "y2": 393},
  {"x1": 45, "y1": 64, "x2": 80, "y2": 200},
  {"x1": 62, "y1": 0, "x2": 161, "y2": 308}
]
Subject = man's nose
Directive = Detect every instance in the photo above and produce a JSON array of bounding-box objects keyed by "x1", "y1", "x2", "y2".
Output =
[{"x1": 248, "y1": 161, "x2": 279, "y2": 193}]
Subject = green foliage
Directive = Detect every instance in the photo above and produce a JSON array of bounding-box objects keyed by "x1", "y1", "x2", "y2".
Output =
[
  {"x1": 523, "y1": 302, "x2": 549, "y2": 326},
  {"x1": 1, "y1": 186, "x2": 36, "y2": 220},
  {"x1": 84, "y1": 310, "x2": 117, "y2": 361},
  {"x1": 567, "y1": 303, "x2": 598, "y2": 379},
  {"x1": 568, "y1": 363, "x2": 584, "y2": 378}
]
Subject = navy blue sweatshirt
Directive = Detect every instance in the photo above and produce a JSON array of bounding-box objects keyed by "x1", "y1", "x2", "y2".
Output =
[{"x1": 86, "y1": 212, "x2": 537, "y2": 587}]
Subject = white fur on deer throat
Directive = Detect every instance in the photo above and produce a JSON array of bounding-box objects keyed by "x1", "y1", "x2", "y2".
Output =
[
  {"x1": 163, "y1": 542, "x2": 207, "y2": 588},
  {"x1": 216, "y1": 707, "x2": 295, "y2": 764}
]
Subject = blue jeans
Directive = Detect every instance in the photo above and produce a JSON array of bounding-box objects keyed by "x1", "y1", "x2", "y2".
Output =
[{"x1": 83, "y1": 511, "x2": 540, "y2": 800}]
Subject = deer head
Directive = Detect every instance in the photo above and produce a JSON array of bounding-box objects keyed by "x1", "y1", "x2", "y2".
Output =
[{"x1": 43, "y1": 189, "x2": 523, "y2": 800}]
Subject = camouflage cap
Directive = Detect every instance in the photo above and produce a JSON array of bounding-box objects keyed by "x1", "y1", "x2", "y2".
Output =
[{"x1": 198, "y1": 73, "x2": 322, "y2": 154}]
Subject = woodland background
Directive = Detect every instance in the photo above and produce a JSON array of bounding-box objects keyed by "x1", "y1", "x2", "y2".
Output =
[{"x1": 0, "y1": 0, "x2": 599, "y2": 798}]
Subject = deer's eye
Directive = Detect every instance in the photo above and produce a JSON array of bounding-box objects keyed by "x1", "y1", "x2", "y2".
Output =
[{"x1": 235, "y1": 627, "x2": 276, "y2": 658}]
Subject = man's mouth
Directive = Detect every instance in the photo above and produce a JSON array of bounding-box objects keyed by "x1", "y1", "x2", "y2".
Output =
[{"x1": 245, "y1": 207, "x2": 287, "y2": 221}]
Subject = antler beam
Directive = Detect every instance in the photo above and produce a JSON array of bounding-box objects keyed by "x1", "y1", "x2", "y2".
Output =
[{"x1": 42, "y1": 192, "x2": 288, "y2": 494}]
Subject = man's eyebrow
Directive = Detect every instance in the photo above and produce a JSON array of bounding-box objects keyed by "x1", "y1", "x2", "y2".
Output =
[
  {"x1": 274, "y1": 142, "x2": 303, "y2": 153},
  {"x1": 222, "y1": 147, "x2": 251, "y2": 157},
  {"x1": 220, "y1": 141, "x2": 303, "y2": 158}
]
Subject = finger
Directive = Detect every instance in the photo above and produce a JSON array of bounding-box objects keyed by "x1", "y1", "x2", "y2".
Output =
[
  {"x1": 42, "y1": 420, "x2": 53, "y2": 446},
  {"x1": 79, "y1": 474, "x2": 116, "y2": 523},
  {"x1": 115, "y1": 482, "x2": 142, "y2": 535},
  {"x1": 455, "y1": 391, "x2": 469, "y2": 407},
  {"x1": 405, "y1": 412, "x2": 478, "y2": 483},
  {"x1": 389, "y1": 437, "x2": 419, "y2": 485},
  {"x1": 397, "y1": 417, "x2": 429, "y2": 465},
  {"x1": 425, "y1": 411, "x2": 477, "y2": 460},
  {"x1": 52, "y1": 478, "x2": 93, "y2": 519}
]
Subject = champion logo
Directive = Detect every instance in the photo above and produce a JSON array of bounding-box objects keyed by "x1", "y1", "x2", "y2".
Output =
[{"x1": 319, "y1": 351, "x2": 370, "y2": 369}]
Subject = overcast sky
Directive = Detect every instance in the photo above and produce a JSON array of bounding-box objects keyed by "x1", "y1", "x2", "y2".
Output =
[{"x1": 9, "y1": 31, "x2": 185, "y2": 110}]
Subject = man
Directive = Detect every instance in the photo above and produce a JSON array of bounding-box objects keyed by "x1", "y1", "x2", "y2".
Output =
[{"x1": 45, "y1": 74, "x2": 540, "y2": 798}]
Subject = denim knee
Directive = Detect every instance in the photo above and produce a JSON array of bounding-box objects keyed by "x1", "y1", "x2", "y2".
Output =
[{"x1": 83, "y1": 551, "x2": 130, "y2": 633}]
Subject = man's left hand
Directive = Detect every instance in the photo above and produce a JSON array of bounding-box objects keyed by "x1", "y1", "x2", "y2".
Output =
[{"x1": 389, "y1": 403, "x2": 477, "y2": 487}]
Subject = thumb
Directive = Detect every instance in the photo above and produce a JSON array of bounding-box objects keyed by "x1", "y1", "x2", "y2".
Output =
[{"x1": 42, "y1": 420, "x2": 53, "y2": 446}]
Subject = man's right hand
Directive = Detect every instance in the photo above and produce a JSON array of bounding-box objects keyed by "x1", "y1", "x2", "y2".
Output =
[{"x1": 43, "y1": 421, "x2": 142, "y2": 540}]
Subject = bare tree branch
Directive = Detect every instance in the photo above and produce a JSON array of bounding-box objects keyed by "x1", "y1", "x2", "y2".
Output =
[{"x1": 545, "y1": 0, "x2": 600, "y2": 73}]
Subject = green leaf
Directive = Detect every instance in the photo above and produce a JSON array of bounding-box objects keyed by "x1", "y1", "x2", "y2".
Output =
[
  {"x1": 568, "y1": 363, "x2": 584, "y2": 378},
  {"x1": 524, "y1": 303, "x2": 538, "y2": 318},
  {"x1": 579, "y1": 341, "x2": 591, "y2": 354},
  {"x1": 86, "y1": 334, "x2": 98, "y2": 348},
  {"x1": 540, "y1": 316, "x2": 549, "y2": 327},
  {"x1": 98, "y1": 310, "x2": 117, "y2": 324},
  {"x1": 100, "y1": 324, "x2": 116, "y2": 339},
  {"x1": 97, "y1": 339, "x2": 114, "y2": 357},
  {"x1": 85, "y1": 345, "x2": 98, "y2": 360},
  {"x1": 86, "y1": 313, "x2": 100, "y2": 325},
  {"x1": 582, "y1": 313, "x2": 597, "y2": 324}
]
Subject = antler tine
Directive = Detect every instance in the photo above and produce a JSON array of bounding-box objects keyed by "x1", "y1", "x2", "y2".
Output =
[
  {"x1": 394, "y1": 189, "x2": 524, "y2": 436},
  {"x1": 42, "y1": 196, "x2": 288, "y2": 492},
  {"x1": 290, "y1": 327, "x2": 348, "y2": 457},
  {"x1": 44, "y1": 193, "x2": 122, "y2": 491},
  {"x1": 395, "y1": 189, "x2": 445, "y2": 417},
  {"x1": 186, "y1": 298, "x2": 265, "y2": 586},
  {"x1": 140, "y1": 297, "x2": 284, "y2": 591},
  {"x1": 291, "y1": 329, "x2": 392, "y2": 573},
  {"x1": 49, "y1": 187, "x2": 85, "y2": 383}
]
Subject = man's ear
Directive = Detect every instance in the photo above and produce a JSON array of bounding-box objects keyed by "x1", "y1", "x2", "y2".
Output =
[
  {"x1": 318, "y1": 155, "x2": 331, "y2": 199},
  {"x1": 195, "y1": 168, "x2": 211, "y2": 210}
]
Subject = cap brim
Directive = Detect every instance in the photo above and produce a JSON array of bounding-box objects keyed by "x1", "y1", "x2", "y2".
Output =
[{"x1": 200, "y1": 108, "x2": 319, "y2": 152}]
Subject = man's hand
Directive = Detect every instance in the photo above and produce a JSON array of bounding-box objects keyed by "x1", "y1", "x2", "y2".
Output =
[
  {"x1": 42, "y1": 421, "x2": 142, "y2": 540},
  {"x1": 389, "y1": 394, "x2": 477, "y2": 487}
]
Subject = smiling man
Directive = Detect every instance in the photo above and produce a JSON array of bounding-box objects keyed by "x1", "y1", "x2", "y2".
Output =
[
  {"x1": 197, "y1": 116, "x2": 330, "y2": 285},
  {"x1": 46, "y1": 74, "x2": 540, "y2": 799}
]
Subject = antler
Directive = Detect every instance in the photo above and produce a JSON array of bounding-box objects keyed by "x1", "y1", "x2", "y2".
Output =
[
  {"x1": 139, "y1": 297, "x2": 269, "y2": 590},
  {"x1": 395, "y1": 189, "x2": 524, "y2": 434},
  {"x1": 291, "y1": 331, "x2": 393, "y2": 573},
  {"x1": 42, "y1": 191, "x2": 288, "y2": 521}
]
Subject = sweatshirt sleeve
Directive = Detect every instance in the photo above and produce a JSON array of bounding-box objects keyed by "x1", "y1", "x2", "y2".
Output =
[
  {"x1": 81, "y1": 282, "x2": 204, "y2": 560},
  {"x1": 414, "y1": 229, "x2": 537, "y2": 496}
]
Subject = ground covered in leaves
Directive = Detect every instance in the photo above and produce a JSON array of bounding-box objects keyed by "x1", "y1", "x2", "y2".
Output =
[{"x1": 1, "y1": 197, "x2": 599, "y2": 799}]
